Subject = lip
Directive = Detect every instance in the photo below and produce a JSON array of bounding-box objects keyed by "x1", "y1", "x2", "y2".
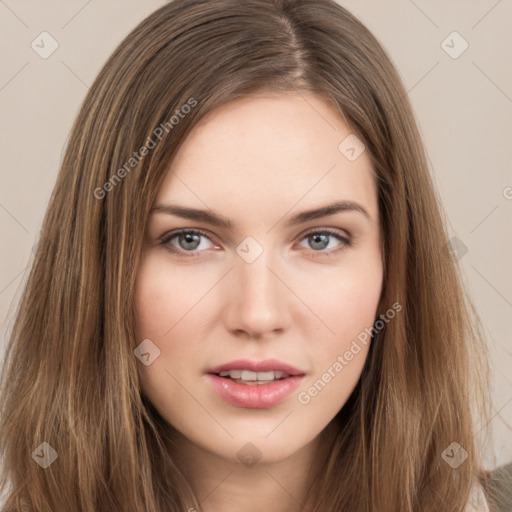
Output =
[
  {"x1": 206, "y1": 374, "x2": 305, "y2": 409},
  {"x1": 206, "y1": 359, "x2": 306, "y2": 409},
  {"x1": 207, "y1": 358, "x2": 305, "y2": 376}
]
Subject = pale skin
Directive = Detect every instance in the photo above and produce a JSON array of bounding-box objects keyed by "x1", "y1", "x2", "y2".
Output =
[{"x1": 134, "y1": 91, "x2": 383, "y2": 511}]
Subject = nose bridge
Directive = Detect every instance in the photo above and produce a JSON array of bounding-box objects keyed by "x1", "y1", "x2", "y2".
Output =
[
  {"x1": 225, "y1": 239, "x2": 289, "y2": 335},
  {"x1": 233, "y1": 241, "x2": 282, "y2": 301}
]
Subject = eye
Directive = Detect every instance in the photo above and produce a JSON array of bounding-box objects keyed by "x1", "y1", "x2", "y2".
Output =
[
  {"x1": 160, "y1": 228, "x2": 216, "y2": 258},
  {"x1": 159, "y1": 228, "x2": 352, "y2": 258},
  {"x1": 296, "y1": 228, "x2": 352, "y2": 257}
]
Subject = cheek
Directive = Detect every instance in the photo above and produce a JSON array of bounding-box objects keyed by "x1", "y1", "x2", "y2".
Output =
[
  {"x1": 134, "y1": 254, "x2": 206, "y2": 341},
  {"x1": 133, "y1": 256, "x2": 203, "y2": 414},
  {"x1": 296, "y1": 254, "x2": 383, "y2": 345},
  {"x1": 134, "y1": 254, "x2": 214, "y2": 394},
  {"x1": 294, "y1": 254, "x2": 382, "y2": 405}
]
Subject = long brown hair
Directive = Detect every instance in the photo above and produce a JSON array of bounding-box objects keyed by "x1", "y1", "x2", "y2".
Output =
[{"x1": 0, "y1": 0, "x2": 494, "y2": 510}]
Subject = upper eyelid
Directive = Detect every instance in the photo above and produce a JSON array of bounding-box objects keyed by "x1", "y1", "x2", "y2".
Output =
[{"x1": 160, "y1": 227, "x2": 217, "y2": 244}]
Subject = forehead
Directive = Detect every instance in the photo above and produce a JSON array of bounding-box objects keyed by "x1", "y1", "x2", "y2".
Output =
[{"x1": 156, "y1": 92, "x2": 378, "y2": 224}]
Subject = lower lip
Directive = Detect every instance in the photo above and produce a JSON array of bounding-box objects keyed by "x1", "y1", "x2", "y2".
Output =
[{"x1": 206, "y1": 374, "x2": 305, "y2": 409}]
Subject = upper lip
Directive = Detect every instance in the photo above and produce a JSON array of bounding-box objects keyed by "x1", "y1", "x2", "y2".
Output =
[{"x1": 207, "y1": 359, "x2": 306, "y2": 376}]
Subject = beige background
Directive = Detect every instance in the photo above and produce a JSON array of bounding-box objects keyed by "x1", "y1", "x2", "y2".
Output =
[{"x1": 0, "y1": 0, "x2": 511, "y2": 470}]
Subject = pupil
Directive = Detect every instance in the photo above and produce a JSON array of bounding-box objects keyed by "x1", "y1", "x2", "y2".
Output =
[
  {"x1": 310, "y1": 234, "x2": 328, "y2": 250},
  {"x1": 180, "y1": 233, "x2": 200, "y2": 250}
]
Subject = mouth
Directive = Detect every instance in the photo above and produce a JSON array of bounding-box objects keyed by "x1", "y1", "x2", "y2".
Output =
[
  {"x1": 212, "y1": 369, "x2": 294, "y2": 385},
  {"x1": 207, "y1": 358, "x2": 305, "y2": 378},
  {"x1": 205, "y1": 359, "x2": 306, "y2": 408}
]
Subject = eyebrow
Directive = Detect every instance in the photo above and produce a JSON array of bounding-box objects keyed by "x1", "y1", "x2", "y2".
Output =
[{"x1": 151, "y1": 200, "x2": 370, "y2": 229}]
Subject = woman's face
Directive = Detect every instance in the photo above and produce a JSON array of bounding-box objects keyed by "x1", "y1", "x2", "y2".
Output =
[{"x1": 134, "y1": 91, "x2": 383, "y2": 465}]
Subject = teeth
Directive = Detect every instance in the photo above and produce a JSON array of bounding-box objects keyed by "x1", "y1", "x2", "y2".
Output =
[
  {"x1": 218, "y1": 370, "x2": 290, "y2": 380},
  {"x1": 219, "y1": 370, "x2": 242, "y2": 379}
]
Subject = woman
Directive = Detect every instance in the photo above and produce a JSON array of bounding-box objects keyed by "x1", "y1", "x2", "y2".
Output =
[{"x1": 0, "y1": 0, "x2": 499, "y2": 510}]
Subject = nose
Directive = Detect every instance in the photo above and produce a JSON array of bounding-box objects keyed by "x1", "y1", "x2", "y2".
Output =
[{"x1": 222, "y1": 248, "x2": 292, "y2": 338}]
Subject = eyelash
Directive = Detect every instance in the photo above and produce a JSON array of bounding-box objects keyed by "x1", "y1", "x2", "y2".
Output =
[{"x1": 159, "y1": 228, "x2": 352, "y2": 259}]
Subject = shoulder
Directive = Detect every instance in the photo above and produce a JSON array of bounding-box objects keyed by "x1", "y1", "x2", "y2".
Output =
[{"x1": 464, "y1": 480, "x2": 490, "y2": 512}]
